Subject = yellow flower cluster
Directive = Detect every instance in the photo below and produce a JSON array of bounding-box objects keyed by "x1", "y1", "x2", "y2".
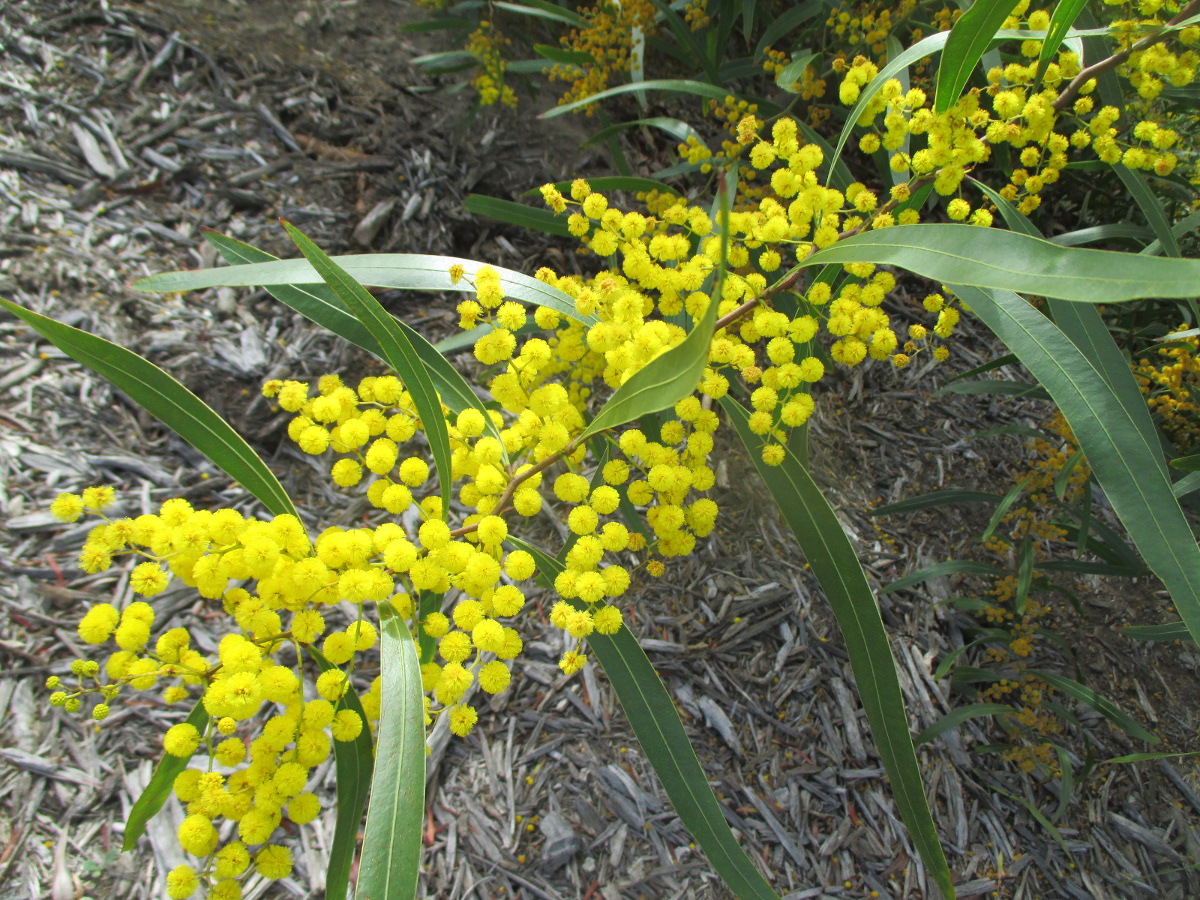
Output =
[
  {"x1": 1133, "y1": 326, "x2": 1200, "y2": 452},
  {"x1": 467, "y1": 21, "x2": 517, "y2": 108},
  {"x1": 548, "y1": 0, "x2": 657, "y2": 113},
  {"x1": 539, "y1": 153, "x2": 961, "y2": 462},
  {"x1": 824, "y1": 0, "x2": 919, "y2": 59},
  {"x1": 48, "y1": 491, "x2": 386, "y2": 898}
]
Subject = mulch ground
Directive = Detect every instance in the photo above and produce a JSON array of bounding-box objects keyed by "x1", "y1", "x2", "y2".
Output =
[{"x1": 2, "y1": 2, "x2": 1200, "y2": 899}]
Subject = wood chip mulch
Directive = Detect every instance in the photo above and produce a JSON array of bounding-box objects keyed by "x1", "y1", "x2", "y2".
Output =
[{"x1": 2, "y1": 2, "x2": 1199, "y2": 899}]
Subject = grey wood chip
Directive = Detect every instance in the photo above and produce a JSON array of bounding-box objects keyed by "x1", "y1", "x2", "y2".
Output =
[
  {"x1": 537, "y1": 810, "x2": 579, "y2": 872},
  {"x1": 70, "y1": 122, "x2": 115, "y2": 178},
  {"x1": 696, "y1": 693, "x2": 744, "y2": 757}
]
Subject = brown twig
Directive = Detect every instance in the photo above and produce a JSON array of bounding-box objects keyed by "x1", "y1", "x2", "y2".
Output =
[{"x1": 1051, "y1": 0, "x2": 1200, "y2": 113}]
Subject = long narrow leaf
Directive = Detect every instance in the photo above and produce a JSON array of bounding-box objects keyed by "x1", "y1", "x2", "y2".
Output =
[
  {"x1": 205, "y1": 232, "x2": 500, "y2": 448},
  {"x1": 357, "y1": 604, "x2": 424, "y2": 900},
  {"x1": 882, "y1": 560, "x2": 1004, "y2": 594},
  {"x1": 914, "y1": 703, "x2": 1016, "y2": 746},
  {"x1": 464, "y1": 194, "x2": 572, "y2": 237},
  {"x1": 134, "y1": 253, "x2": 596, "y2": 328},
  {"x1": 542, "y1": 79, "x2": 734, "y2": 118},
  {"x1": 935, "y1": 1, "x2": 1022, "y2": 113},
  {"x1": 1123, "y1": 621, "x2": 1191, "y2": 642},
  {"x1": 872, "y1": 490, "x2": 1003, "y2": 516},
  {"x1": 282, "y1": 223, "x2": 454, "y2": 519},
  {"x1": 800, "y1": 224, "x2": 1200, "y2": 302},
  {"x1": 1030, "y1": 670, "x2": 1158, "y2": 742},
  {"x1": 1036, "y1": 0, "x2": 1090, "y2": 84},
  {"x1": 951, "y1": 285, "x2": 1200, "y2": 651},
  {"x1": 309, "y1": 649, "x2": 375, "y2": 900},
  {"x1": 0, "y1": 297, "x2": 297, "y2": 519},
  {"x1": 506, "y1": 538, "x2": 779, "y2": 899},
  {"x1": 719, "y1": 396, "x2": 955, "y2": 900},
  {"x1": 579, "y1": 175, "x2": 730, "y2": 439},
  {"x1": 123, "y1": 701, "x2": 209, "y2": 851},
  {"x1": 1113, "y1": 163, "x2": 1181, "y2": 258}
]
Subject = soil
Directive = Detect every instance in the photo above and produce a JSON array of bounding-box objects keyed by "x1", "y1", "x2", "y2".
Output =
[{"x1": 2, "y1": 2, "x2": 1200, "y2": 899}]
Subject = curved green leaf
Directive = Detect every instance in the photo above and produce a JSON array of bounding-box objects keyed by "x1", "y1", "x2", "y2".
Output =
[
  {"x1": 831, "y1": 31, "x2": 950, "y2": 177},
  {"x1": 935, "y1": 1, "x2": 1022, "y2": 113},
  {"x1": 495, "y1": 0, "x2": 585, "y2": 26},
  {"x1": 1114, "y1": 163, "x2": 1182, "y2": 258},
  {"x1": 309, "y1": 649, "x2": 375, "y2": 900},
  {"x1": 542, "y1": 79, "x2": 735, "y2": 118},
  {"x1": 914, "y1": 703, "x2": 1017, "y2": 746},
  {"x1": 282, "y1": 223, "x2": 454, "y2": 520},
  {"x1": 1123, "y1": 621, "x2": 1191, "y2": 642},
  {"x1": 967, "y1": 178, "x2": 1165, "y2": 469},
  {"x1": 133, "y1": 253, "x2": 596, "y2": 328},
  {"x1": 505, "y1": 538, "x2": 779, "y2": 900},
  {"x1": 1030, "y1": 670, "x2": 1158, "y2": 743},
  {"x1": 580, "y1": 116, "x2": 703, "y2": 149},
  {"x1": 719, "y1": 396, "x2": 955, "y2": 900},
  {"x1": 1035, "y1": 0, "x2": 1090, "y2": 84},
  {"x1": 122, "y1": 701, "x2": 210, "y2": 851},
  {"x1": 539, "y1": 175, "x2": 681, "y2": 197},
  {"x1": 358, "y1": 604, "x2": 424, "y2": 900},
  {"x1": 579, "y1": 179, "x2": 730, "y2": 439},
  {"x1": 464, "y1": 194, "x2": 572, "y2": 237},
  {"x1": 872, "y1": 490, "x2": 1003, "y2": 516},
  {"x1": 951, "y1": 284, "x2": 1200, "y2": 653},
  {"x1": 800, "y1": 224, "x2": 1200, "y2": 302},
  {"x1": 1050, "y1": 224, "x2": 1155, "y2": 247},
  {"x1": 203, "y1": 232, "x2": 501, "y2": 449},
  {"x1": 776, "y1": 52, "x2": 819, "y2": 93},
  {"x1": 0, "y1": 297, "x2": 297, "y2": 519},
  {"x1": 881, "y1": 560, "x2": 1004, "y2": 594}
]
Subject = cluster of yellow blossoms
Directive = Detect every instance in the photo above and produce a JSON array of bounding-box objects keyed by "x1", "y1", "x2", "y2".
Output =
[
  {"x1": 466, "y1": 21, "x2": 517, "y2": 108},
  {"x1": 547, "y1": 0, "x2": 656, "y2": 112},
  {"x1": 1134, "y1": 326, "x2": 1200, "y2": 453}
]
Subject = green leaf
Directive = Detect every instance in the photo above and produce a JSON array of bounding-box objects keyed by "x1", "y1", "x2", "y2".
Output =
[
  {"x1": 1049, "y1": 224, "x2": 1154, "y2": 248},
  {"x1": 882, "y1": 560, "x2": 1004, "y2": 594},
  {"x1": 872, "y1": 490, "x2": 1003, "y2": 516},
  {"x1": 934, "y1": 379, "x2": 1047, "y2": 399},
  {"x1": 775, "y1": 52, "x2": 819, "y2": 93},
  {"x1": 719, "y1": 396, "x2": 955, "y2": 900},
  {"x1": 204, "y1": 233, "x2": 501, "y2": 448},
  {"x1": 122, "y1": 701, "x2": 209, "y2": 851},
  {"x1": 953, "y1": 285, "x2": 1200, "y2": 653},
  {"x1": 1123, "y1": 621, "x2": 1192, "y2": 642},
  {"x1": 464, "y1": 194, "x2": 572, "y2": 237},
  {"x1": 754, "y1": 0, "x2": 824, "y2": 55},
  {"x1": 1113, "y1": 163, "x2": 1182, "y2": 258},
  {"x1": 505, "y1": 538, "x2": 780, "y2": 900},
  {"x1": 539, "y1": 175, "x2": 680, "y2": 197},
  {"x1": 542, "y1": 79, "x2": 735, "y2": 118},
  {"x1": 134, "y1": 251, "x2": 595, "y2": 328},
  {"x1": 1105, "y1": 749, "x2": 1200, "y2": 764},
  {"x1": 533, "y1": 43, "x2": 596, "y2": 66},
  {"x1": 357, "y1": 604, "x2": 424, "y2": 900},
  {"x1": 578, "y1": 174, "x2": 730, "y2": 440},
  {"x1": 979, "y1": 476, "x2": 1032, "y2": 544},
  {"x1": 580, "y1": 116, "x2": 704, "y2": 149},
  {"x1": 1053, "y1": 448, "x2": 1086, "y2": 500},
  {"x1": 1030, "y1": 670, "x2": 1158, "y2": 743},
  {"x1": 935, "y1": 0, "x2": 1022, "y2": 113},
  {"x1": 831, "y1": 31, "x2": 951, "y2": 177},
  {"x1": 799, "y1": 224, "x2": 1200, "y2": 302},
  {"x1": 309, "y1": 649, "x2": 375, "y2": 900},
  {"x1": 282, "y1": 223, "x2": 454, "y2": 520},
  {"x1": 1035, "y1": 0, "x2": 1090, "y2": 84},
  {"x1": 1170, "y1": 453, "x2": 1200, "y2": 471},
  {"x1": 1172, "y1": 471, "x2": 1200, "y2": 499},
  {"x1": 494, "y1": 0, "x2": 585, "y2": 26},
  {"x1": 913, "y1": 703, "x2": 1016, "y2": 746},
  {"x1": 0, "y1": 297, "x2": 297, "y2": 519}
]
